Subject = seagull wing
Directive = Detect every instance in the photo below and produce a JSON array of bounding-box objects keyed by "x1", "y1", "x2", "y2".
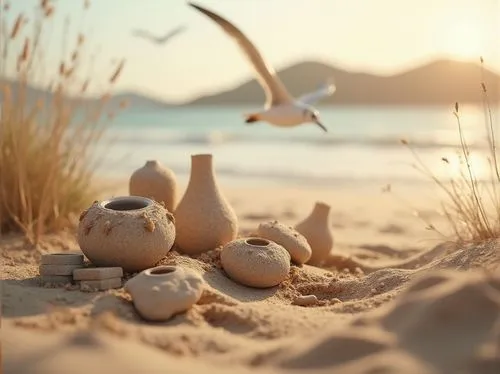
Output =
[
  {"x1": 158, "y1": 25, "x2": 187, "y2": 44},
  {"x1": 297, "y1": 79, "x2": 336, "y2": 105},
  {"x1": 132, "y1": 29, "x2": 156, "y2": 40},
  {"x1": 189, "y1": 2, "x2": 293, "y2": 107}
]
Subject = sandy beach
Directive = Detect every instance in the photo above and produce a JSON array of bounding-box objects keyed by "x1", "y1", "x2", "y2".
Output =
[
  {"x1": 2, "y1": 182, "x2": 499, "y2": 374},
  {"x1": 3, "y1": 0, "x2": 500, "y2": 372}
]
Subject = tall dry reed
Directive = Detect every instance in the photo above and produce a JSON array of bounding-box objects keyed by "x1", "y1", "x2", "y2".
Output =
[
  {"x1": 399, "y1": 58, "x2": 500, "y2": 243},
  {"x1": 0, "y1": 0, "x2": 126, "y2": 243}
]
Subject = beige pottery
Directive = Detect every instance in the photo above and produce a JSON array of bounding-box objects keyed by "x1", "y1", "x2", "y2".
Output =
[
  {"x1": 174, "y1": 154, "x2": 238, "y2": 255},
  {"x1": 77, "y1": 196, "x2": 175, "y2": 272},
  {"x1": 129, "y1": 160, "x2": 178, "y2": 211},
  {"x1": 124, "y1": 265, "x2": 204, "y2": 321},
  {"x1": 294, "y1": 201, "x2": 334, "y2": 266}
]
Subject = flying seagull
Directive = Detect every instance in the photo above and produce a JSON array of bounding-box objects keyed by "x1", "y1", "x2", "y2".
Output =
[
  {"x1": 188, "y1": 2, "x2": 336, "y2": 132},
  {"x1": 132, "y1": 25, "x2": 187, "y2": 45}
]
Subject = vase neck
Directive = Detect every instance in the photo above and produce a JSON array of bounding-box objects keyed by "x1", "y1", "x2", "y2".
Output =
[
  {"x1": 189, "y1": 154, "x2": 216, "y2": 187},
  {"x1": 145, "y1": 160, "x2": 160, "y2": 168},
  {"x1": 312, "y1": 202, "x2": 331, "y2": 221}
]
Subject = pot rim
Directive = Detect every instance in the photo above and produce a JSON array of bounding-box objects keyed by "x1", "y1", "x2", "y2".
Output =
[
  {"x1": 99, "y1": 195, "x2": 155, "y2": 212},
  {"x1": 244, "y1": 237, "x2": 271, "y2": 247},
  {"x1": 192, "y1": 153, "x2": 213, "y2": 159},
  {"x1": 144, "y1": 265, "x2": 178, "y2": 276}
]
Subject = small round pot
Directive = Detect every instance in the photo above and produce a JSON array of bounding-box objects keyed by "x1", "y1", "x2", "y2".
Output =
[
  {"x1": 221, "y1": 237, "x2": 291, "y2": 288},
  {"x1": 124, "y1": 265, "x2": 204, "y2": 321},
  {"x1": 77, "y1": 196, "x2": 175, "y2": 272}
]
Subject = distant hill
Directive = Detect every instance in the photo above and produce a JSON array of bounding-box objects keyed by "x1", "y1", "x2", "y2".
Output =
[
  {"x1": 2, "y1": 59, "x2": 499, "y2": 108},
  {"x1": 0, "y1": 78, "x2": 174, "y2": 110},
  {"x1": 186, "y1": 59, "x2": 500, "y2": 106}
]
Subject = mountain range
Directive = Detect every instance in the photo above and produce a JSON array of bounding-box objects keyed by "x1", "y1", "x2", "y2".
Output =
[{"x1": 2, "y1": 59, "x2": 499, "y2": 108}]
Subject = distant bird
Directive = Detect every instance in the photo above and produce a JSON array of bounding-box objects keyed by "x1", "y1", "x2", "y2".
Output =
[
  {"x1": 188, "y1": 2, "x2": 336, "y2": 132},
  {"x1": 132, "y1": 25, "x2": 186, "y2": 45}
]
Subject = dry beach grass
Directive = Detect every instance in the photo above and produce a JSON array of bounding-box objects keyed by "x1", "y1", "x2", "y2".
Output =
[
  {"x1": 1, "y1": 1, "x2": 500, "y2": 374},
  {"x1": 400, "y1": 61, "x2": 500, "y2": 243},
  {"x1": 0, "y1": 0, "x2": 125, "y2": 243}
]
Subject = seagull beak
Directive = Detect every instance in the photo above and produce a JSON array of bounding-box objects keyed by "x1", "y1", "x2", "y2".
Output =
[{"x1": 314, "y1": 120, "x2": 328, "y2": 132}]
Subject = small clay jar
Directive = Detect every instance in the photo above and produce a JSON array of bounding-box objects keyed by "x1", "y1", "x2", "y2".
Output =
[
  {"x1": 257, "y1": 221, "x2": 311, "y2": 265},
  {"x1": 129, "y1": 160, "x2": 178, "y2": 211},
  {"x1": 221, "y1": 237, "x2": 291, "y2": 288},
  {"x1": 124, "y1": 265, "x2": 204, "y2": 321},
  {"x1": 174, "y1": 154, "x2": 238, "y2": 255},
  {"x1": 77, "y1": 196, "x2": 176, "y2": 272},
  {"x1": 294, "y1": 201, "x2": 334, "y2": 266}
]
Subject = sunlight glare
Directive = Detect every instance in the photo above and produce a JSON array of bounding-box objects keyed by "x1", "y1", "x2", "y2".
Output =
[{"x1": 441, "y1": 19, "x2": 486, "y2": 60}]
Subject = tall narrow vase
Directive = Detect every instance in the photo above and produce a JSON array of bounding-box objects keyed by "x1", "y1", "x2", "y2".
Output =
[
  {"x1": 294, "y1": 201, "x2": 334, "y2": 266},
  {"x1": 129, "y1": 160, "x2": 178, "y2": 211},
  {"x1": 174, "y1": 154, "x2": 238, "y2": 255}
]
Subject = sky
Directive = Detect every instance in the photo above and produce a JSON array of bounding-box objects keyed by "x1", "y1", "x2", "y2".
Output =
[{"x1": 2, "y1": 0, "x2": 500, "y2": 103}]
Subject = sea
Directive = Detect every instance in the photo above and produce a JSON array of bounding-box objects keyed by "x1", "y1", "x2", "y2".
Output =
[{"x1": 95, "y1": 104, "x2": 500, "y2": 188}]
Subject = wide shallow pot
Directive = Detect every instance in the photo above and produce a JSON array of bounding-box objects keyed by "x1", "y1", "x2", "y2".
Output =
[
  {"x1": 77, "y1": 196, "x2": 175, "y2": 272},
  {"x1": 129, "y1": 160, "x2": 178, "y2": 211},
  {"x1": 124, "y1": 265, "x2": 204, "y2": 321}
]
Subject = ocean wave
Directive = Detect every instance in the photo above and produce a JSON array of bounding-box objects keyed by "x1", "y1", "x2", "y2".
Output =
[{"x1": 104, "y1": 130, "x2": 486, "y2": 150}]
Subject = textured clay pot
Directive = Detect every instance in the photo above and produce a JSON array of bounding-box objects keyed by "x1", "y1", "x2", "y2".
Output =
[
  {"x1": 129, "y1": 160, "x2": 178, "y2": 211},
  {"x1": 221, "y1": 237, "x2": 291, "y2": 288},
  {"x1": 257, "y1": 221, "x2": 312, "y2": 265},
  {"x1": 77, "y1": 196, "x2": 176, "y2": 272},
  {"x1": 174, "y1": 154, "x2": 238, "y2": 255},
  {"x1": 124, "y1": 265, "x2": 204, "y2": 321},
  {"x1": 294, "y1": 201, "x2": 334, "y2": 266}
]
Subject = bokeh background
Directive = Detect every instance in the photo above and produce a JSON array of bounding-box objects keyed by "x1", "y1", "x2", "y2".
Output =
[{"x1": 3, "y1": 0, "x2": 500, "y2": 187}]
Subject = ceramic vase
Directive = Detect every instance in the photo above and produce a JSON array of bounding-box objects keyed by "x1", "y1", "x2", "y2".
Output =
[
  {"x1": 174, "y1": 154, "x2": 238, "y2": 255},
  {"x1": 294, "y1": 201, "x2": 334, "y2": 266},
  {"x1": 124, "y1": 265, "x2": 204, "y2": 321},
  {"x1": 129, "y1": 160, "x2": 178, "y2": 211},
  {"x1": 77, "y1": 196, "x2": 176, "y2": 272}
]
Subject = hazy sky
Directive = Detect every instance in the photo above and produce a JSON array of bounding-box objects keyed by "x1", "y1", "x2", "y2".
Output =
[{"x1": 3, "y1": 0, "x2": 500, "y2": 102}]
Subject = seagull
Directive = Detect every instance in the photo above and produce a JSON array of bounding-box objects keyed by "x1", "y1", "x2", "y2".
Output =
[
  {"x1": 132, "y1": 25, "x2": 186, "y2": 45},
  {"x1": 188, "y1": 2, "x2": 336, "y2": 132}
]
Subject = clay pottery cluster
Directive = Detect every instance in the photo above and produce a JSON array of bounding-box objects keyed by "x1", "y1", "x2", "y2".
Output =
[
  {"x1": 294, "y1": 201, "x2": 334, "y2": 266},
  {"x1": 221, "y1": 237, "x2": 290, "y2": 288},
  {"x1": 124, "y1": 265, "x2": 204, "y2": 321},
  {"x1": 77, "y1": 196, "x2": 176, "y2": 272},
  {"x1": 129, "y1": 160, "x2": 178, "y2": 211},
  {"x1": 174, "y1": 154, "x2": 238, "y2": 255}
]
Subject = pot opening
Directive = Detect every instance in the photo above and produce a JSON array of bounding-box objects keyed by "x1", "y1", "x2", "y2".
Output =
[
  {"x1": 150, "y1": 266, "x2": 176, "y2": 275},
  {"x1": 245, "y1": 238, "x2": 270, "y2": 247},
  {"x1": 104, "y1": 199, "x2": 150, "y2": 211}
]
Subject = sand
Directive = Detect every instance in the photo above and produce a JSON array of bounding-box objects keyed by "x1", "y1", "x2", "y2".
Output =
[{"x1": 2, "y1": 183, "x2": 500, "y2": 374}]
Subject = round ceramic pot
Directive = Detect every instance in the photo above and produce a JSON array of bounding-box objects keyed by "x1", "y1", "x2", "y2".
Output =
[
  {"x1": 221, "y1": 237, "x2": 291, "y2": 288},
  {"x1": 124, "y1": 265, "x2": 204, "y2": 321},
  {"x1": 129, "y1": 160, "x2": 178, "y2": 211},
  {"x1": 77, "y1": 196, "x2": 176, "y2": 272}
]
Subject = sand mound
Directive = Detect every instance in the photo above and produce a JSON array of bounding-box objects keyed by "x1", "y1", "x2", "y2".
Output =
[
  {"x1": 2, "y1": 232, "x2": 500, "y2": 373},
  {"x1": 255, "y1": 268, "x2": 500, "y2": 373}
]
